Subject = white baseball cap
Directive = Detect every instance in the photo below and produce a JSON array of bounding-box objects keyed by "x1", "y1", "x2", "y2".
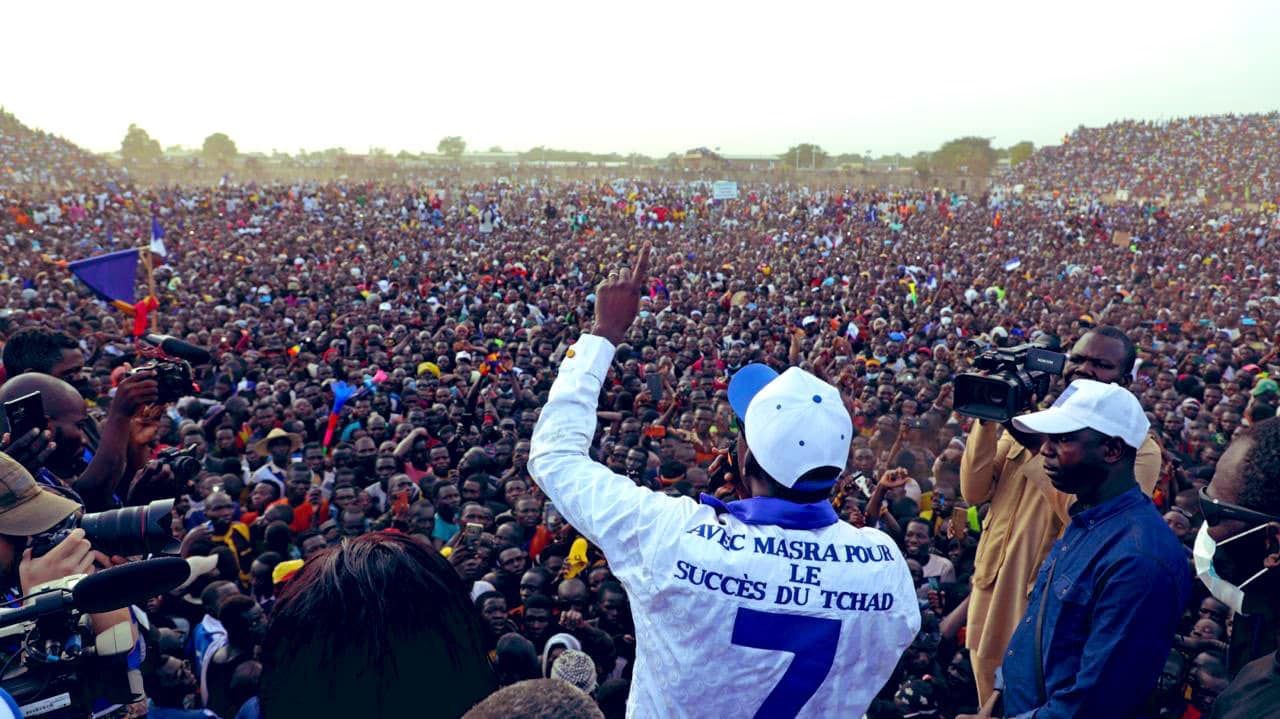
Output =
[
  {"x1": 728, "y1": 364, "x2": 853, "y2": 491},
  {"x1": 1012, "y1": 379, "x2": 1149, "y2": 449}
]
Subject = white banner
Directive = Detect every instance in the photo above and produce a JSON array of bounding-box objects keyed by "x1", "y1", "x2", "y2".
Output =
[{"x1": 712, "y1": 181, "x2": 739, "y2": 200}]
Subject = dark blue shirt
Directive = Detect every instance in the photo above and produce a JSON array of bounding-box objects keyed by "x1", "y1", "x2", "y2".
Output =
[{"x1": 999, "y1": 485, "x2": 1192, "y2": 718}]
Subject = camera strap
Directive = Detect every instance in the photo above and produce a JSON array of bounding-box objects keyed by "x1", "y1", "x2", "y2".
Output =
[{"x1": 1034, "y1": 557, "x2": 1055, "y2": 706}]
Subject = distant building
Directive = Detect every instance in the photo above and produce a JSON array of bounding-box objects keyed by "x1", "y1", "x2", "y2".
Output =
[
  {"x1": 723, "y1": 154, "x2": 780, "y2": 171},
  {"x1": 461, "y1": 151, "x2": 520, "y2": 167},
  {"x1": 680, "y1": 147, "x2": 724, "y2": 170}
]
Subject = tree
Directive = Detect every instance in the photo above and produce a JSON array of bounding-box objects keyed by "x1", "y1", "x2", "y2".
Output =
[
  {"x1": 488, "y1": 145, "x2": 503, "y2": 153},
  {"x1": 437, "y1": 136, "x2": 466, "y2": 158},
  {"x1": 932, "y1": 136, "x2": 997, "y2": 177},
  {"x1": 202, "y1": 132, "x2": 238, "y2": 164},
  {"x1": 911, "y1": 152, "x2": 932, "y2": 180},
  {"x1": 779, "y1": 144, "x2": 828, "y2": 170},
  {"x1": 121, "y1": 124, "x2": 162, "y2": 164},
  {"x1": 1008, "y1": 140, "x2": 1035, "y2": 167}
]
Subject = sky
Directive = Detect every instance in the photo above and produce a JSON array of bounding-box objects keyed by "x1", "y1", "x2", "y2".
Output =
[{"x1": 2, "y1": 0, "x2": 1277, "y2": 159}]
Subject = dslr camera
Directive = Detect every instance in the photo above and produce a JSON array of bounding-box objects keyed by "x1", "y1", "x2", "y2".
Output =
[
  {"x1": 130, "y1": 360, "x2": 194, "y2": 404},
  {"x1": 156, "y1": 444, "x2": 202, "y2": 485},
  {"x1": 29, "y1": 499, "x2": 180, "y2": 559},
  {"x1": 954, "y1": 338, "x2": 1066, "y2": 423}
]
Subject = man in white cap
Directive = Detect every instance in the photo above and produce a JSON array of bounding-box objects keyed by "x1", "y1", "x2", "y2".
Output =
[
  {"x1": 960, "y1": 327, "x2": 1163, "y2": 704},
  {"x1": 530, "y1": 244, "x2": 918, "y2": 718},
  {"x1": 959, "y1": 380, "x2": 1191, "y2": 719}
]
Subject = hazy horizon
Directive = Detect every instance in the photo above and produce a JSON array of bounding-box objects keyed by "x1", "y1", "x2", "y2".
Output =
[{"x1": 3, "y1": 0, "x2": 1277, "y2": 159}]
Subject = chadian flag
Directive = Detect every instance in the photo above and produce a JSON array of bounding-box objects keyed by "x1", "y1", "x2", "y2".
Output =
[
  {"x1": 68, "y1": 249, "x2": 162, "y2": 336},
  {"x1": 68, "y1": 249, "x2": 140, "y2": 303}
]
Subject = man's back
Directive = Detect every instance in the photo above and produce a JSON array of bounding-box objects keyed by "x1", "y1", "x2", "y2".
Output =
[
  {"x1": 530, "y1": 335, "x2": 919, "y2": 717},
  {"x1": 621, "y1": 498, "x2": 919, "y2": 717}
]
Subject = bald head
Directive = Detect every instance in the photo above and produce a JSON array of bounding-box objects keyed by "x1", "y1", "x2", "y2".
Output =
[
  {"x1": 0, "y1": 373, "x2": 87, "y2": 476},
  {"x1": 0, "y1": 372, "x2": 82, "y2": 419}
]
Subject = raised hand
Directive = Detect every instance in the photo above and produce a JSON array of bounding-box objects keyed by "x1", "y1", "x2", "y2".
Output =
[
  {"x1": 877, "y1": 467, "x2": 911, "y2": 491},
  {"x1": 592, "y1": 242, "x2": 652, "y2": 346}
]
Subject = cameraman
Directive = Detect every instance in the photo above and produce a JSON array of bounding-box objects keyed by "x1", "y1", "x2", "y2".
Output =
[
  {"x1": 959, "y1": 326, "x2": 1162, "y2": 704},
  {"x1": 0, "y1": 372, "x2": 159, "y2": 512},
  {"x1": 0, "y1": 452, "x2": 140, "y2": 693}
]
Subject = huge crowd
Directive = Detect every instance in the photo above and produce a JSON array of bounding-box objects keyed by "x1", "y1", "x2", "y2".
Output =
[
  {"x1": 1012, "y1": 113, "x2": 1280, "y2": 205},
  {"x1": 1, "y1": 108, "x2": 1279, "y2": 718}
]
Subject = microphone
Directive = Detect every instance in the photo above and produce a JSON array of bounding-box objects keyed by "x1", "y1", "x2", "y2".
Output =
[
  {"x1": 71, "y1": 557, "x2": 191, "y2": 614},
  {"x1": 143, "y1": 334, "x2": 212, "y2": 365}
]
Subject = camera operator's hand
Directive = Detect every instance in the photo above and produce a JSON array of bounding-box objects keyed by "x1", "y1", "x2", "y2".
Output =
[
  {"x1": 109, "y1": 369, "x2": 160, "y2": 419},
  {"x1": 19, "y1": 528, "x2": 99, "y2": 594},
  {"x1": 0, "y1": 428, "x2": 56, "y2": 476},
  {"x1": 180, "y1": 524, "x2": 213, "y2": 558},
  {"x1": 591, "y1": 242, "x2": 651, "y2": 346},
  {"x1": 125, "y1": 461, "x2": 176, "y2": 506}
]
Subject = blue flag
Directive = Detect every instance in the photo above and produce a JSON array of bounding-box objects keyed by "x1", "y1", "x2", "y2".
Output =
[{"x1": 68, "y1": 249, "x2": 139, "y2": 303}]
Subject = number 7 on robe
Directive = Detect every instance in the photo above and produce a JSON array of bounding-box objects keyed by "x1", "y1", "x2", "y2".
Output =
[{"x1": 731, "y1": 607, "x2": 841, "y2": 718}]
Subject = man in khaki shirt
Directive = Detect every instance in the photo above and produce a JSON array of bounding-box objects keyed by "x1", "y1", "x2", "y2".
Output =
[{"x1": 960, "y1": 328, "x2": 1162, "y2": 704}]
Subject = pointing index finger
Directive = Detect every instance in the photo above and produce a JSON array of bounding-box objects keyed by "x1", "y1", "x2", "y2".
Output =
[{"x1": 632, "y1": 242, "x2": 652, "y2": 289}]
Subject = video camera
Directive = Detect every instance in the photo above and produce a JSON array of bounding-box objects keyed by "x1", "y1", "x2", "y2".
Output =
[
  {"x1": 0, "y1": 557, "x2": 190, "y2": 718},
  {"x1": 30, "y1": 499, "x2": 180, "y2": 559},
  {"x1": 954, "y1": 338, "x2": 1067, "y2": 423},
  {"x1": 131, "y1": 333, "x2": 210, "y2": 404},
  {"x1": 128, "y1": 361, "x2": 194, "y2": 405}
]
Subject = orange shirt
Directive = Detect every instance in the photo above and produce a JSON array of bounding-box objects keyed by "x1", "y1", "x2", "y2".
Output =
[{"x1": 270, "y1": 497, "x2": 330, "y2": 534}]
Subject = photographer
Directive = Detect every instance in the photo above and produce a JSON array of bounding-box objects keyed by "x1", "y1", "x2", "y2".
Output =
[
  {"x1": 1, "y1": 371, "x2": 159, "y2": 513},
  {"x1": 959, "y1": 327, "x2": 1163, "y2": 704},
  {"x1": 0, "y1": 326, "x2": 89, "y2": 399},
  {"x1": 0, "y1": 452, "x2": 140, "y2": 705}
]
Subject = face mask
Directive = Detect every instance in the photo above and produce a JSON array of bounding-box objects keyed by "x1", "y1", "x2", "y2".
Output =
[{"x1": 1193, "y1": 522, "x2": 1274, "y2": 615}]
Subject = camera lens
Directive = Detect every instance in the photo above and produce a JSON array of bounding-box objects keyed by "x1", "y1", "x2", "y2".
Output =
[
  {"x1": 169, "y1": 455, "x2": 201, "y2": 483},
  {"x1": 980, "y1": 384, "x2": 1008, "y2": 406},
  {"x1": 79, "y1": 499, "x2": 179, "y2": 556}
]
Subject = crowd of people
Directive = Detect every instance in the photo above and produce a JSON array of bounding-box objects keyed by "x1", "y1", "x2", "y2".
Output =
[
  {"x1": 0, "y1": 108, "x2": 1278, "y2": 718},
  {"x1": 0, "y1": 110, "x2": 124, "y2": 192},
  {"x1": 1012, "y1": 113, "x2": 1280, "y2": 205}
]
